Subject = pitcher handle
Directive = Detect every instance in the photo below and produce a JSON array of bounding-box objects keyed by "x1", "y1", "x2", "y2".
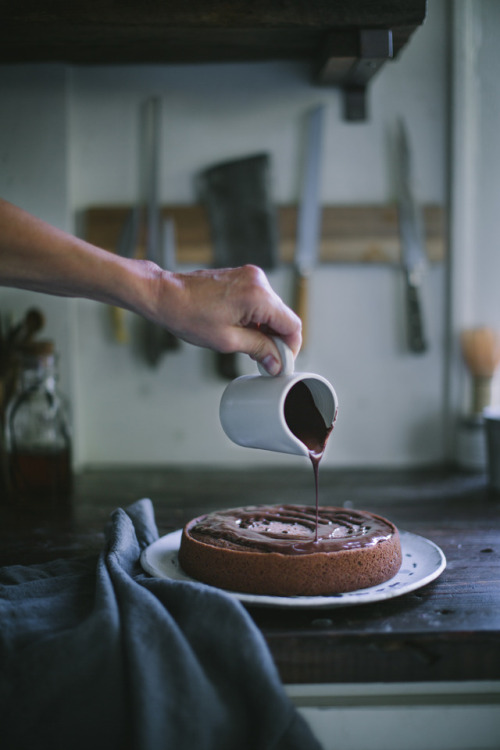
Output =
[{"x1": 257, "y1": 336, "x2": 295, "y2": 377}]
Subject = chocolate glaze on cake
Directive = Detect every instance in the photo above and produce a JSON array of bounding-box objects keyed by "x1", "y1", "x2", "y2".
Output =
[
  {"x1": 187, "y1": 505, "x2": 393, "y2": 554},
  {"x1": 178, "y1": 504, "x2": 402, "y2": 596}
]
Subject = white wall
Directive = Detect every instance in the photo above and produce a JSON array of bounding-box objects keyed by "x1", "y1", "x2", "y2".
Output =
[
  {"x1": 470, "y1": 1, "x2": 500, "y2": 328},
  {"x1": 447, "y1": 0, "x2": 500, "y2": 435},
  {"x1": 0, "y1": 2, "x2": 453, "y2": 468},
  {"x1": 0, "y1": 65, "x2": 78, "y2": 408}
]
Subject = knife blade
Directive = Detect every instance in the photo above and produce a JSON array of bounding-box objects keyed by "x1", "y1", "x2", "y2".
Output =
[
  {"x1": 396, "y1": 118, "x2": 427, "y2": 353},
  {"x1": 293, "y1": 104, "x2": 325, "y2": 348},
  {"x1": 143, "y1": 98, "x2": 162, "y2": 264}
]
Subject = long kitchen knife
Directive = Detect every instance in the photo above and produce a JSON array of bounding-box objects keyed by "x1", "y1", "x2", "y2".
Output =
[
  {"x1": 141, "y1": 97, "x2": 164, "y2": 365},
  {"x1": 140, "y1": 97, "x2": 181, "y2": 365},
  {"x1": 293, "y1": 104, "x2": 325, "y2": 349},
  {"x1": 396, "y1": 118, "x2": 427, "y2": 354}
]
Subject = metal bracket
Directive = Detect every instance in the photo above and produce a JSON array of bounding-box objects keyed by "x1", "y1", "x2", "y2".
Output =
[{"x1": 317, "y1": 29, "x2": 394, "y2": 121}]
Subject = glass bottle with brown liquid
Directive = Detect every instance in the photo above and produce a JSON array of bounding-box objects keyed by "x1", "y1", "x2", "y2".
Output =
[{"x1": 5, "y1": 340, "x2": 72, "y2": 510}]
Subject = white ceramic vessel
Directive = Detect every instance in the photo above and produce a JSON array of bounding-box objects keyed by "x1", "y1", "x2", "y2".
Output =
[{"x1": 219, "y1": 337, "x2": 338, "y2": 457}]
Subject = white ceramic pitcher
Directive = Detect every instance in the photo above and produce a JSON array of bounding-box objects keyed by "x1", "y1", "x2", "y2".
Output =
[{"x1": 219, "y1": 337, "x2": 338, "y2": 457}]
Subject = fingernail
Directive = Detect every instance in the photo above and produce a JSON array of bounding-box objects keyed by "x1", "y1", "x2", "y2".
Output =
[{"x1": 261, "y1": 355, "x2": 281, "y2": 376}]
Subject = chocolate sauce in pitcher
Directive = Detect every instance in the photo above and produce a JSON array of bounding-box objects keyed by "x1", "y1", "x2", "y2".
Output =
[{"x1": 284, "y1": 381, "x2": 333, "y2": 541}]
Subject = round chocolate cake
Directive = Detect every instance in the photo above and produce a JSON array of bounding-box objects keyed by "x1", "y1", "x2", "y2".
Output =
[{"x1": 178, "y1": 504, "x2": 402, "y2": 596}]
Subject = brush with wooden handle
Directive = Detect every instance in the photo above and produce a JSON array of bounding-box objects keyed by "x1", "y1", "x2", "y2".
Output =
[{"x1": 460, "y1": 326, "x2": 500, "y2": 414}]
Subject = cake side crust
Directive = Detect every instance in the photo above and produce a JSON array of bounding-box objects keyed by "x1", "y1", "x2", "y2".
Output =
[{"x1": 178, "y1": 506, "x2": 402, "y2": 596}]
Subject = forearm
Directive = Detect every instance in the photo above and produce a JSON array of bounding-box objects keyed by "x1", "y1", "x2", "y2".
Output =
[{"x1": 0, "y1": 198, "x2": 163, "y2": 317}]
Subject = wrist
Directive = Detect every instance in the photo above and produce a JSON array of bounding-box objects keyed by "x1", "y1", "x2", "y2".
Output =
[{"x1": 116, "y1": 259, "x2": 183, "y2": 329}]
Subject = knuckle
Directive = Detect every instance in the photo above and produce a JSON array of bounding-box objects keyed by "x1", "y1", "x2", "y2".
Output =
[
  {"x1": 218, "y1": 330, "x2": 240, "y2": 354},
  {"x1": 242, "y1": 264, "x2": 266, "y2": 285}
]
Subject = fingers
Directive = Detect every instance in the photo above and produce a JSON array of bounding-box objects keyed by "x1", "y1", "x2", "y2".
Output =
[
  {"x1": 233, "y1": 327, "x2": 285, "y2": 375},
  {"x1": 233, "y1": 265, "x2": 303, "y2": 359},
  {"x1": 260, "y1": 304, "x2": 303, "y2": 359}
]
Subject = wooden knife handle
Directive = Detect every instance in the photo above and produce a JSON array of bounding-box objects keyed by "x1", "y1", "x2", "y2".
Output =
[
  {"x1": 294, "y1": 270, "x2": 309, "y2": 348},
  {"x1": 109, "y1": 306, "x2": 128, "y2": 344}
]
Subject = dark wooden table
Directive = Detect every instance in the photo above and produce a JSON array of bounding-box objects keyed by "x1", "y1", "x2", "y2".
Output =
[{"x1": 1, "y1": 466, "x2": 499, "y2": 686}]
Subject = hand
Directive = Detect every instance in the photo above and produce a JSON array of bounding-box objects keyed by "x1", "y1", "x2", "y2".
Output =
[{"x1": 151, "y1": 265, "x2": 302, "y2": 375}]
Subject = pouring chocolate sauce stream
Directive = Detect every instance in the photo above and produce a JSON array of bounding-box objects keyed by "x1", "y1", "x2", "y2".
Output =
[{"x1": 284, "y1": 381, "x2": 333, "y2": 542}]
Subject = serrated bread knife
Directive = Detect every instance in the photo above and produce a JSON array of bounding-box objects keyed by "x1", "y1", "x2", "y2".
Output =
[{"x1": 293, "y1": 104, "x2": 325, "y2": 349}]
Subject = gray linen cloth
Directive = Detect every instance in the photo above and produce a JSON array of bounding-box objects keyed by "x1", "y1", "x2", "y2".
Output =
[{"x1": 0, "y1": 499, "x2": 323, "y2": 750}]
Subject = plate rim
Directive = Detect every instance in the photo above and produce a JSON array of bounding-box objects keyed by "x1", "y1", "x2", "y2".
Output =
[{"x1": 140, "y1": 528, "x2": 446, "y2": 609}]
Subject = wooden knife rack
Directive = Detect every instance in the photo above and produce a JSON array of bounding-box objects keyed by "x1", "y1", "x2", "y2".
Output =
[{"x1": 84, "y1": 203, "x2": 445, "y2": 266}]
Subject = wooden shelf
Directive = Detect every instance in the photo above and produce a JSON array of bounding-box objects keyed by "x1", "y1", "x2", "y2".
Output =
[
  {"x1": 0, "y1": 3, "x2": 426, "y2": 120},
  {"x1": 0, "y1": 1, "x2": 426, "y2": 68},
  {"x1": 84, "y1": 203, "x2": 445, "y2": 267}
]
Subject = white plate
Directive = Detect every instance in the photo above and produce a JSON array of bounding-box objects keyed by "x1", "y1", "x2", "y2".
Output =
[{"x1": 140, "y1": 529, "x2": 446, "y2": 609}]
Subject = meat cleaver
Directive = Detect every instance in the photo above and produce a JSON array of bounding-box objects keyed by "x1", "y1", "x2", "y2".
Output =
[{"x1": 198, "y1": 154, "x2": 279, "y2": 379}]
